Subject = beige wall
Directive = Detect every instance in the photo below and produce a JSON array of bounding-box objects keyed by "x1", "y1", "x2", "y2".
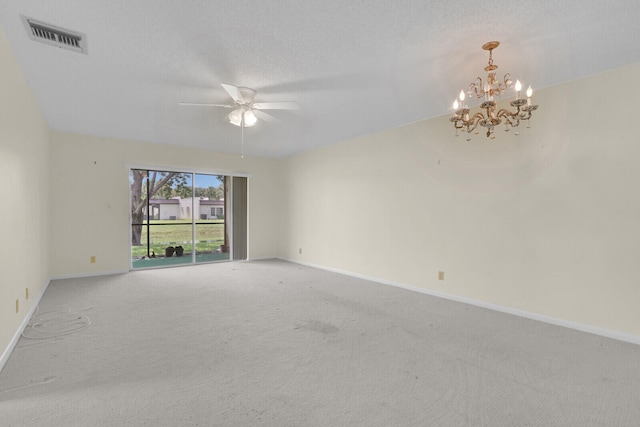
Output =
[
  {"x1": 279, "y1": 62, "x2": 640, "y2": 337},
  {"x1": 49, "y1": 132, "x2": 281, "y2": 277},
  {"x1": 0, "y1": 29, "x2": 51, "y2": 358}
]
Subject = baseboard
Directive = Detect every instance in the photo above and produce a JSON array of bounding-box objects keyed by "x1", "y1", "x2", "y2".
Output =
[
  {"x1": 278, "y1": 257, "x2": 640, "y2": 347},
  {"x1": 50, "y1": 269, "x2": 129, "y2": 280},
  {"x1": 247, "y1": 256, "x2": 277, "y2": 262},
  {"x1": 0, "y1": 279, "x2": 51, "y2": 373}
]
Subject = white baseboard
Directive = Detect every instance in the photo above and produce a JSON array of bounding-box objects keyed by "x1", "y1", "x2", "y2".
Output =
[
  {"x1": 51, "y1": 269, "x2": 129, "y2": 280},
  {"x1": 247, "y1": 256, "x2": 277, "y2": 262},
  {"x1": 0, "y1": 279, "x2": 51, "y2": 373},
  {"x1": 278, "y1": 257, "x2": 640, "y2": 347}
]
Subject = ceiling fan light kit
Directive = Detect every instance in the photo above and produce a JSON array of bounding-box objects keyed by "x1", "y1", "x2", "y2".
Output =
[
  {"x1": 228, "y1": 106, "x2": 257, "y2": 127},
  {"x1": 450, "y1": 41, "x2": 538, "y2": 140}
]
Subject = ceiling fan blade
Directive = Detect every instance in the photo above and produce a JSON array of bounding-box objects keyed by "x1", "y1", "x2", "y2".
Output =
[
  {"x1": 178, "y1": 102, "x2": 233, "y2": 107},
  {"x1": 254, "y1": 109, "x2": 278, "y2": 123},
  {"x1": 253, "y1": 101, "x2": 299, "y2": 110},
  {"x1": 221, "y1": 83, "x2": 245, "y2": 104}
]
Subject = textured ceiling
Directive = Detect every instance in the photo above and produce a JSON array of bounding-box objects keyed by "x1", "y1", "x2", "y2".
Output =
[{"x1": 1, "y1": 0, "x2": 639, "y2": 157}]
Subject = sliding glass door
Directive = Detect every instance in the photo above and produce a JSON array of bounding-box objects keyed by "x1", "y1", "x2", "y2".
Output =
[
  {"x1": 130, "y1": 169, "x2": 246, "y2": 269},
  {"x1": 194, "y1": 173, "x2": 227, "y2": 261}
]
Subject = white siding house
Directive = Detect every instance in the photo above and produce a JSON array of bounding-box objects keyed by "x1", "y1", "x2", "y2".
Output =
[
  {"x1": 148, "y1": 198, "x2": 224, "y2": 220},
  {"x1": 148, "y1": 198, "x2": 180, "y2": 220}
]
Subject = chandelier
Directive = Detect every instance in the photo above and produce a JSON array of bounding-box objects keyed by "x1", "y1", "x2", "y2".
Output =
[{"x1": 450, "y1": 41, "x2": 538, "y2": 140}]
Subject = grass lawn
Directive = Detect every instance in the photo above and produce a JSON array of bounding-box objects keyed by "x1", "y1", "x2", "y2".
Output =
[{"x1": 131, "y1": 219, "x2": 226, "y2": 258}]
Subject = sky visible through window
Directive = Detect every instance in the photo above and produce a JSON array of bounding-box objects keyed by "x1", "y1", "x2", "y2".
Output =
[{"x1": 195, "y1": 174, "x2": 222, "y2": 189}]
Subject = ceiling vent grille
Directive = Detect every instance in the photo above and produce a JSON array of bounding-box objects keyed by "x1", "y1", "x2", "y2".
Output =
[{"x1": 21, "y1": 15, "x2": 87, "y2": 54}]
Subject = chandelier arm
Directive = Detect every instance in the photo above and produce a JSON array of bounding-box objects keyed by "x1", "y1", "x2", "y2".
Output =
[
  {"x1": 464, "y1": 112, "x2": 486, "y2": 133},
  {"x1": 469, "y1": 111, "x2": 485, "y2": 123},
  {"x1": 503, "y1": 73, "x2": 512, "y2": 88},
  {"x1": 468, "y1": 77, "x2": 485, "y2": 99},
  {"x1": 496, "y1": 108, "x2": 517, "y2": 119},
  {"x1": 496, "y1": 108, "x2": 521, "y2": 127},
  {"x1": 518, "y1": 105, "x2": 538, "y2": 121},
  {"x1": 450, "y1": 111, "x2": 485, "y2": 134}
]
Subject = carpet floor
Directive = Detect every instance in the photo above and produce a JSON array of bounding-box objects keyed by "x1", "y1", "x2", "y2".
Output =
[{"x1": 1, "y1": 259, "x2": 639, "y2": 426}]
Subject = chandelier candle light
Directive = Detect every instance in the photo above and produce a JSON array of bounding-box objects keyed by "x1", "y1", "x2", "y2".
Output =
[{"x1": 450, "y1": 41, "x2": 538, "y2": 140}]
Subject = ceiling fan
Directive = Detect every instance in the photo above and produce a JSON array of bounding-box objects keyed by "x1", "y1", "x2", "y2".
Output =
[{"x1": 179, "y1": 83, "x2": 299, "y2": 128}]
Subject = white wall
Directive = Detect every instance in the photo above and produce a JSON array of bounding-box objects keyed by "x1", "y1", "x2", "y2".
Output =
[
  {"x1": 278, "y1": 62, "x2": 640, "y2": 337},
  {"x1": 157, "y1": 203, "x2": 179, "y2": 220},
  {"x1": 49, "y1": 132, "x2": 281, "y2": 277},
  {"x1": 0, "y1": 28, "x2": 50, "y2": 361}
]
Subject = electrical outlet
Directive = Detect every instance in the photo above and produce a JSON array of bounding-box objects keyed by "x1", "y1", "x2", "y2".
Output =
[
  {"x1": 26, "y1": 288, "x2": 29, "y2": 300},
  {"x1": 438, "y1": 271, "x2": 445, "y2": 280},
  {"x1": 90, "y1": 256, "x2": 96, "y2": 264},
  {"x1": 299, "y1": 248, "x2": 302, "y2": 254}
]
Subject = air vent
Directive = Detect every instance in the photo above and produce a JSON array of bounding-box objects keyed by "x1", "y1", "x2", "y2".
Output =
[{"x1": 21, "y1": 15, "x2": 87, "y2": 54}]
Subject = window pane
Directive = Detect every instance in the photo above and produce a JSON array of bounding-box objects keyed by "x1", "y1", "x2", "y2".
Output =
[
  {"x1": 195, "y1": 221, "x2": 229, "y2": 263},
  {"x1": 195, "y1": 173, "x2": 228, "y2": 263},
  {"x1": 150, "y1": 223, "x2": 191, "y2": 266}
]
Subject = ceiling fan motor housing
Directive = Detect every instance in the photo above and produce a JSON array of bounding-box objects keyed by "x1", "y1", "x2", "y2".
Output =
[{"x1": 237, "y1": 87, "x2": 256, "y2": 105}]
